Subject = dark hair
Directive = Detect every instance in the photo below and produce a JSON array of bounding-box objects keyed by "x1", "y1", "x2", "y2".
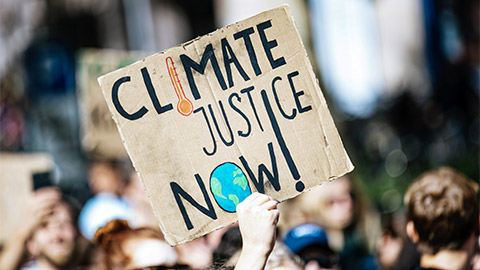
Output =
[
  {"x1": 404, "y1": 167, "x2": 479, "y2": 254},
  {"x1": 60, "y1": 194, "x2": 81, "y2": 227},
  {"x1": 213, "y1": 226, "x2": 242, "y2": 265},
  {"x1": 89, "y1": 158, "x2": 133, "y2": 185}
]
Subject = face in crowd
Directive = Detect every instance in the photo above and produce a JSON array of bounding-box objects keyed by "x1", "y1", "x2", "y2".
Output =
[
  {"x1": 27, "y1": 202, "x2": 77, "y2": 268},
  {"x1": 320, "y1": 178, "x2": 354, "y2": 230}
]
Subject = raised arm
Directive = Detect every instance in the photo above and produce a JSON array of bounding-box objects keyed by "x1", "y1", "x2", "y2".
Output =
[
  {"x1": 0, "y1": 188, "x2": 60, "y2": 270},
  {"x1": 235, "y1": 193, "x2": 279, "y2": 270}
]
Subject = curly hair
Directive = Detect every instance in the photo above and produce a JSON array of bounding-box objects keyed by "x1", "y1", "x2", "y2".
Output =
[{"x1": 93, "y1": 219, "x2": 165, "y2": 269}]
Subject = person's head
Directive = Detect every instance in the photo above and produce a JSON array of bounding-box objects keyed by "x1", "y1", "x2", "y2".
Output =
[
  {"x1": 27, "y1": 196, "x2": 80, "y2": 268},
  {"x1": 94, "y1": 219, "x2": 177, "y2": 269},
  {"x1": 377, "y1": 212, "x2": 420, "y2": 270},
  {"x1": 294, "y1": 175, "x2": 380, "y2": 255},
  {"x1": 88, "y1": 159, "x2": 130, "y2": 196},
  {"x1": 283, "y1": 224, "x2": 338, "y2": 270},
  {"x1": 213, "y1": 226, "x2": 243, "y2": 265},
  {"x1": 404, "y1": 167, "x2": 479, "y2": 256},
  {"x1": 265, "y1": 243, "x2": 303, "y2": 270},
  {"x1": 298, "y1": 177, "x2": 354, "y2": 230}
]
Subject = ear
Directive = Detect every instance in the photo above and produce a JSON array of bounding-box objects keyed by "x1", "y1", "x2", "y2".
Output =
[{"x1": 406, "y1": 221, "x2": 419, "y2": 244}]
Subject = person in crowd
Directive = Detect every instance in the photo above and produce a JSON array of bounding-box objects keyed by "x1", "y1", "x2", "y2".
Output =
[
  {"x1": 94, "y1": 219, "x2": 178, "y2": 269},
  {"x1": 264, "y1": 243, "x2": 303, "y2": 270},
  {"x1": 122, "y1": 168, "x2": 159, "y2": 229},
  {"x1": 212, "y1": 226, "x2": 243, "y2": 267},
  {"x1": 289, "y1": 176, "x2": 380, "y2": 270},
  {"x1": 404, "y1": 167, "x2": 479, "y2": 270},
  {"x1": 376, "y1": 211, "x2": 420, "y2": 270},
  {"x1": 283, "y1": 223, "x2": 339, "y2": 270},
  {"x1": 175, "y1": 237, "x2": 213, "y2": 269},
  {"x1": 0, "y1": 187, "x2": 96, "y2": 270},
  {"x1": 79, "y1": 159, "x2": 132, "y2": 239},
  {"x1": 207, "y1": 225, "x2": 234, "y2": 256}
]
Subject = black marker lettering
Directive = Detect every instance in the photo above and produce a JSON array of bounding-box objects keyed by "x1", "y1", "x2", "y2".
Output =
[
  {"x1": 180, "y1": 44, "x2": 227, "y2": 100},
  {"x1": 240, "y1": 86, "x2": 264, "y2": 132},
  {"x1": 229, "y1": 93, "x2": 251, "y2": 137},
  {"x1": 194, "y1": 107, "x2": 217, "y2": 156},
  {"x1": 221, "y1": 38, "x2": 250, "y2": 88},
  {"x1": 257, "y1": 20, "x2": 286, "y2": 69},
  {"x1": 208, "y1": 102, "x2": 234, "y2": 147},
  {"x1": 112, "y1": 76, "x2": 148, "y2": 120},
  {"x1": 170, "y1": 174, "x2": 217, "y2": 230},
  {"x1": 141, "y1": 67, "x2": 173, "y2": 115},
  {"x1": 261, "y1": 90, "x2": 303, "y2": 191},
  {"x1": 288, "y1": 71, "x2": 312, "y2": 113},
  {"x1": 239, "y1": 142, "x2": 280, "y2": 193},
  {"x1": 271, "y1": 76, "x2": 296, "y2": 120},
  {"x1": 234, "y1": 27, "x2": 262, "y2": 76}
]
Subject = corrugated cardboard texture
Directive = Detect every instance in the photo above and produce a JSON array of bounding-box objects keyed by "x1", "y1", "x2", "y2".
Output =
[{"x1": 98, "y1": 5, "x2": 354, "y2": 245}]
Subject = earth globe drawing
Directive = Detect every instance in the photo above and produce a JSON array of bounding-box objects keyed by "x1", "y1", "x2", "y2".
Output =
[{"x1": 209, "y1": 162, "x2": 252, "y2": 212}]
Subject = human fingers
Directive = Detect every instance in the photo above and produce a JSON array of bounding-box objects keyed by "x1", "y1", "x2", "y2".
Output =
[
  {"x1": 237, "y1": 193, "x2": 270, "y2": 213},
  {"x1": 31, "y1": 188, "x2": 61, "y2": 207},
  {"x1": 31, "y1": 199, "x2": 55, "y2": 222},
  {"x1": 247, "y1": 192, "x2": 271, "y2": 206},
  {"x1": 258, "y1": 199, "x2": 279, "y2": 211},
  {"x1": 34, "y1": 187, "x2": 61, "y2": 198},
  {"x1": 31, "y1": 192, "x2": 59, "y2": 214},
  {"x1": 28, "y1": 188, "x2": 61, "y2": 224},
  {"x1": 270, "y1": 209, "x2": 280, "y2": 225},
  {"x1": 238, "y1": 192, "x2": 262, "y2": 206}
]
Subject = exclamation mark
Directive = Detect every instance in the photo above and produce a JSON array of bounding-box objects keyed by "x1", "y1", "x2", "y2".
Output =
[{"x1": 261, "y1": 89, "x2": 304, "y2": 192}]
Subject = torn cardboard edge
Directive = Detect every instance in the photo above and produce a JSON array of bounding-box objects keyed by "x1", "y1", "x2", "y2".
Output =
[{"x1": 97, "y1": 4, "x2": 354, "y2": 245}]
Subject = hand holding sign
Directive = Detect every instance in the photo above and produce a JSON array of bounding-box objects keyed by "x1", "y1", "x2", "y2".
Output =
[
  {"x1": 98, "y1": 5, "x2": 353, "y2": 245},
  {"x1": 235, "y1": 193, "x2": 279, "y2": 270},
  {"x1": 237, "y1": 193, "x2": 279, "y2": 253}
]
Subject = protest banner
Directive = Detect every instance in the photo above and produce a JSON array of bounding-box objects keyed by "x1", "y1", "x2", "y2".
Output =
[
  {"x1": 0, "y1": 153, "x2": 53, "y2": 243},
  {"x1": 98, "y1": 5, "x2": 354, "y2": 245},
  {"x1": 77, "y1": 49, "x2": 146, "y2": 159}
]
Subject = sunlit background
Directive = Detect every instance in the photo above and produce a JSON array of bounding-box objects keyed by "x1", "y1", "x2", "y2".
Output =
[{"x1": 1, "y1": 0, "x2": 478, "y2": 214}]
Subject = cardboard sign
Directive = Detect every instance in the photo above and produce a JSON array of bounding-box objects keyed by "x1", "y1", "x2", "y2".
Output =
[
  {"x1": 98, "y1": 5, "x2": 353, "y2": 245},
  {"x1": 77, "y1": 49, "x2": 146, "y2": 159},
  {"x1": 0, "y1": 153, "x2": 53, "y2": 243}
]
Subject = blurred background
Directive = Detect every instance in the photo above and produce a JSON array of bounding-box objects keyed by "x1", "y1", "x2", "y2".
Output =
[{"x1": 0, "y1": 0, "x2": 478, "y2": 216}]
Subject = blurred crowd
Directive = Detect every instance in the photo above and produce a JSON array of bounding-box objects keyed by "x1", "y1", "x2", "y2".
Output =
[
  {"x1": 0, "y1": 0, "x2": 479, "y2": 269},
  {"x1": 0, "y1": 164, "x2": 479, "y2": 269}
]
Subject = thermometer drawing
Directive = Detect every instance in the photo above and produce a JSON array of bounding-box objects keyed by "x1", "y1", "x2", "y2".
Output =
[{"x1": 167, "y1": 56, "x2": 193, "y2": 116}]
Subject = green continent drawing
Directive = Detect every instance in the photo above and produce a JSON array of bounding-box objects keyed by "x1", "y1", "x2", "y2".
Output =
[
  {"x1": 229, "y1": 194, "x2": 240, "y2": 206},
  {"x1": 233, "y1": 168, "x2": 243, "y2": 177},
  {"x1": 233, "y1": 176, "x2": 248, "y2": 190},
  {"x1": 210, "y1": 177, "x2": 227, "y2": 199}
]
